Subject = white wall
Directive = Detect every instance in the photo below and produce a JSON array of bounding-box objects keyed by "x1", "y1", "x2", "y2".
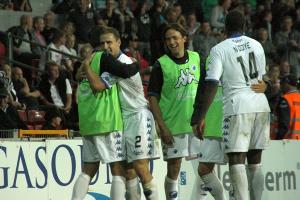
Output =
[{"x1": 0, "y1": 139, "x2": 300, "y2": 200}]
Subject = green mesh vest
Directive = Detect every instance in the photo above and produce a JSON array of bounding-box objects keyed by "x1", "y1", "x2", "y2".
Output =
[
  {"x1": 159, "y1": 51, "x2": 200, "y2": 135},
  {"x1": 204, "y1": 56, "x2": 223, "y2": 137},
  {"x1": 77, "y1": 52, "x2": 123, "y2": 136},
  {"x1": 204, "y1": 86, "x2": 223, "y2": 137}
]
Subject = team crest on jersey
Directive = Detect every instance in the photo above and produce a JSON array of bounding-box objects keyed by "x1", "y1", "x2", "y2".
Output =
[{"x1": 175, "y1": 67, "x2": 198, "y2": 88}]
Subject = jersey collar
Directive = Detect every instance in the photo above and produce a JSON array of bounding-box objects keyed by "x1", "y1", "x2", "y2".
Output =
[
  {"x1": 116, "y1": 51, "x2": 122, "y2": 59},
  {"x1": 229, "y1": 33, "x2": 243, "y2": 38}
]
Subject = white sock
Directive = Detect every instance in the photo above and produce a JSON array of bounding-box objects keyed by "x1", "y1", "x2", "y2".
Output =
[
  {"x1": 247, "y1": 164, "x2": 263, "y2": 200},
  {"x1": 110, "y1": 176, "x2": 126, "y2": 200},
  {"x1": 194, "y1": 176, "x2": 208, "y2": 200},
  {"x1": 164, "y1": 176, "x2": 178, "y2": 200},
  {"x1": 143, "y1": 179, "x2": 159, "y2": 200},
  {"x1": 229, "y1": 164, "x2": 249, "y2": 200},
  {"x1": 71, "y1": 172, "x2": 91, "y2": 200},
  {"x1": 201, "y1": 172, "x2": 227, "y2": 200},
  {"x1": 126, "y1": 177, "x2": 142, "y2": 200}
]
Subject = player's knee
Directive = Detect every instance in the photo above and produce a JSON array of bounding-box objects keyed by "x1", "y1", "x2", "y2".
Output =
[
  {"x1": 110, "y1": 162, "x2": 125, "y2": 176},
  {"x1": 198, "y1": 163, "x2": 214, "y2": 176},
  {"x1": 167, "y1": 158, "x2": 182, "y2": 179},
  {"x1": 247, "y1": 150, "x2": 262, "y2": 164},
  {"x1": 228, "y1": 152, "x2": 246, "y2": 165},
  {"x1": 124, "y1": 168, "x2": 137, "y2": 180},
  {"x1": 82, "y1": 162, "x2": 99, "y2": 178}
]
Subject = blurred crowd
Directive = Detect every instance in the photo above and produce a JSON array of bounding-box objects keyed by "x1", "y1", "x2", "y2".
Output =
[{"x1": 0, "y1": 0, "x2": 300, "y2": 139}]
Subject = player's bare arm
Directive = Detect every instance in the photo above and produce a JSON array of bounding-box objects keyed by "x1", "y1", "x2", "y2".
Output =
[
  {"x1": 251, "y1": 80, "x2": 267, "y2": 93},
  {"x1": 191, "y1": 81, "x2": 218, "y2": 140},
  {"x1": 149, "y1": 96, "x2": 174, "y2": 147},
  {"x1": 82, "y1": 55, "x2": 106, "y2": 93}
]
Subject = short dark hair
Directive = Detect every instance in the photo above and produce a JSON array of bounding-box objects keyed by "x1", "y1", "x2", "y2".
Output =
[
  {"x1": 52, "y1": 29, "x2": 65, "y2": 43},
  {"x1": 46, "y1": 61, "x2": 59, "y2": 71},
  {"x1": 280, "y1": 74, "x2": 299, "y2": 87},
  {"x1": 100, "y1": 27, "x2": 120, "y2": 40},
  {"x1": 163, "y1": 23, "x2": 187, "y2": 40},
  {"x1": 225, "y1": 10, "x2": 245, "y2": 34}
]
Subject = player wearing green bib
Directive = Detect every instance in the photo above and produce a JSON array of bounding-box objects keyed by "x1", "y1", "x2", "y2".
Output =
[
  {"x1": 191, "y1": 56, "x2": 227, "y2": 200},
  {"x1": 77, "y1": 52, "x2": 123, "y2": 135},
  {"x1": 71, "y1": 50, "x2": 139, "y2": 200},
  {"x1": 149, "y1": 23, "x2": 205, "y2": 200}
]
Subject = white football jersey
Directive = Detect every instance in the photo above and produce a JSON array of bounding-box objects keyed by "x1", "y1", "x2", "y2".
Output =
[
  {"x1": 101, "y1": 53, "x2": 148, "y2": 115},
  {"x1": 206, "y1": 35, "x2": 270, "y2": 116}
]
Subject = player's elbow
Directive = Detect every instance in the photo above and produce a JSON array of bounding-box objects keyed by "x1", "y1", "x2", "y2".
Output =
[{"x1": 91, "y1": 83, "x2": 106, "y2": 92}]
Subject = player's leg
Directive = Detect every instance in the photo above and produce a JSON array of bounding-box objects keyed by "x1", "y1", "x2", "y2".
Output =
[
  {"x1": 246, "y1": 112, "x2": 270, "y2": 200},
  {"x1": 125, "y1": 163, "x2": 142, "y2": 200},
  {"x1": 133, "y1": 159, "x2": 159, "y2": 200},
  {"x1": 93, "y1": 131, "x2": 127, "y2": 200},
  {"x1": 227, "y1": 152, "x2": 248, "y2": 200},
  {"x1": 72, "y1": 136, "x2": 101, "y2": 200},
  {"x1": 224, "y1": 114, "x2": 253, "y2": 200},
  {"x1": 198, "y1": 163, "x2": 226, "y2": 200},
  {"x1": 162, "y1": 133, "x2": 191, "y2": 200},
  {"x1": 109, "y1": 161, "x2": 127, "y2": 200},
  {"x1": 247, "y1": 150, "x2": 263, "y2": 200},
  {"x1": 71, "y1": 162, "x2": 100, "y2": 200},
  {"x1": 196, "y1": 137, "x2": 227, "y2": 200},
  {"x1": 124, "y1": 109, "x2": 160, "y2": 199},
  {"x1": 164, "y1": 157, "x2": 182, "y2": 200}
]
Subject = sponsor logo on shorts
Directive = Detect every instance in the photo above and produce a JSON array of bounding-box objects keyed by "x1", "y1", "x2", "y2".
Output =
[
  {"x1": 223, "y1": 124, "x2": 229, "y2": 129},
  {"x1": 114, "y1": 132, "x2": 122, "y2": 139},
  {"x1": 115, "y1": 140, "x2": 122, "y2": 145},
  {"x1": 201, "y1": 184, "x2": 212, "y2": 192},
  {"x1": 134, "y1": 150, "x2": 144, "y2": 155},
  {"x1": 224, "y1": 117, "x2": 230, "y2": 123},
  {"x1": 169, "y1": 191, "x2": 178, "y2": 198},
  {"x1": 144, "y1": 189, "x2": 152, "y2": 197},
  {"x1": 116, "y1": 146, "x2": 122, "y2": 151},
  {"x1": 117, "y1": 153, "x2": 125, "y2": 158}
]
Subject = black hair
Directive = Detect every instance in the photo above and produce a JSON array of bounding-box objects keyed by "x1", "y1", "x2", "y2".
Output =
[
  {"x1": 225, "y1": 10, "x2": 245, "y2": 35},
  {"x1": 280, "y1": 74, "x2": 299, "y2": 87},
  {"x1": 163, "y1": 23, "x2": 187, "y2": 40}
]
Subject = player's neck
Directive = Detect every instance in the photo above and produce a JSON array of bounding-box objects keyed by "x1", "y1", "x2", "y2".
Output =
[{"x1": 172, "y1": 50, "x2": 185, "y2": 59}]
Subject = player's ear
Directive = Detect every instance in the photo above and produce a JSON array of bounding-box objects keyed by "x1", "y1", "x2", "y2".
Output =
[{"x1": 117, "y1": 38, "x2": 121, "y2": 47}]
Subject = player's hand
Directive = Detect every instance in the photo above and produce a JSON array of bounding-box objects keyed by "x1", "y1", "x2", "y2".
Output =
[
  {"x1": 76, "y1": 66, "x2": 86, "y2": 81},
  {"x1": 192, "y1": 119, "x2": 205, "y2": 140},
  {"x1": 251, "y1": 80, "x2": 266, "y2": 93},
  {"x1": 82, "y1": 54, "x2": 93, "y2": 70},
  {"x1": 160, "y1": 126, "x2": 174, "y2": 147}
]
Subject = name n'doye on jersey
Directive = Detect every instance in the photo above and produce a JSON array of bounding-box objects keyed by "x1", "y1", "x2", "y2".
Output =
[{"x1": 233, "y1": 41, "x2": 251, "y2": 53}]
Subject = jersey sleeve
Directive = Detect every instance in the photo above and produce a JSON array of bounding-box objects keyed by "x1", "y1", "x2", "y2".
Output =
[
  {"x1": 100, "y1": 72, "x2": 119, "y2": 89},
  {"x1": 205, "y1": 47, "x2": 223, "y2": 81},
  {"x1": 257, "y1": 44, "x2": 267, "y2": 77}
]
